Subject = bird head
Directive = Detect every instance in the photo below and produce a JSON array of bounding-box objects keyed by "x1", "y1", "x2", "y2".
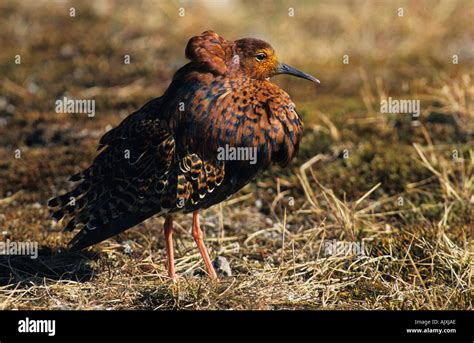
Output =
[
  {"x1": 185, "y1": 31, "x2": 319, "y2": 83},
  {"x1": 234, "y1": 38, "x2": 320, "y2": 83}
]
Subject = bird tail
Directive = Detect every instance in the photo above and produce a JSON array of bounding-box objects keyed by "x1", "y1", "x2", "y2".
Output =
[
  {"x1": 48, "y1": 181, "x2": 165, "y2": 251},
  {"x1": 67, "y1": 209, "x2": 163, "y2": 251}
]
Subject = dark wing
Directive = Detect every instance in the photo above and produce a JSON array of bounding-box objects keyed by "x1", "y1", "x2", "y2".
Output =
[{"x1": 48, "y1": 98, "x2": 177, "y2": 250}]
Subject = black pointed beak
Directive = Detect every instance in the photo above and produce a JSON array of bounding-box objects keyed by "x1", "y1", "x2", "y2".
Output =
[{"x1": 275, "y1": 63, "x2": 320, "y2": 84}]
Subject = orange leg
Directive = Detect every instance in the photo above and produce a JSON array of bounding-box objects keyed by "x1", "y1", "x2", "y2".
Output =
[
  {"x1": 164, "y1": 215, "x2": 175, "y2": 279},
  {"x1": 192, "y1": 211, "x2": 218, "y2": 280}
]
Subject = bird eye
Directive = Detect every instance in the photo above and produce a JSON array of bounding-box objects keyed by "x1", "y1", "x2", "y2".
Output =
[{"x1": 255, "y1": 53, "x2": 267, "y2": 62}]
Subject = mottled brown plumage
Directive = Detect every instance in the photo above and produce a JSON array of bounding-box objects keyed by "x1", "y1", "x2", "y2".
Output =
[{"x1": 48, "y1": 31, "x2": 319, "y2": 280}]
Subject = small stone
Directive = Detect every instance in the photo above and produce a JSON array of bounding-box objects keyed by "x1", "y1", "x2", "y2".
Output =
[
  {"x1": 6, "y1": 104, "x2": 15, "y2": 114},
  {"x1": 122, "y1": 240, "x2": 133, "y2": 255},
  {"x1": 0, "y1": 117, "x2": 8, "y2": 128},
  {"x1": 0, "y1": 97, "x2": 8, "y2": 110},
  {"x1": 213, "y1": 256, "x2": 232, "y2": 277},
  {"x1": 60, "y1": 43, "x2": 75, "y2": 57},
  {"x1": 27, "y1": 82, "x2": 40, "y2": 94}
]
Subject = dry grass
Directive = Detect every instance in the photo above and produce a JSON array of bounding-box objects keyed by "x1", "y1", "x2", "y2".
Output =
[{"x1": 0, "y1": 0, "x2": 472, "y2": 310}]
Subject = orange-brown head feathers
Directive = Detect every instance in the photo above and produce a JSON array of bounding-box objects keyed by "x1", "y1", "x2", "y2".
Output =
[
  {"x1": 185, "y1": 31, "x2": 319, "y2": 83},
  {"x1": 233, "y1": 38, "x2": 278, "y2": 79}
]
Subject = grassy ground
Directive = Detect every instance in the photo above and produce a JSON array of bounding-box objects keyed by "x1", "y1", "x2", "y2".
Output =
[{"x1": 0, "y1": 0, "x2": 472, "y2": 310}]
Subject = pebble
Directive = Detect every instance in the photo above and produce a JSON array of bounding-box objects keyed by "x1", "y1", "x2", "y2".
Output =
[
  {"x1": 122, "y1": 240, "x2": 133, "y2": 255},
  {"x1": 212, "y1": 256, "x2": 232, "y2": 277}
]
